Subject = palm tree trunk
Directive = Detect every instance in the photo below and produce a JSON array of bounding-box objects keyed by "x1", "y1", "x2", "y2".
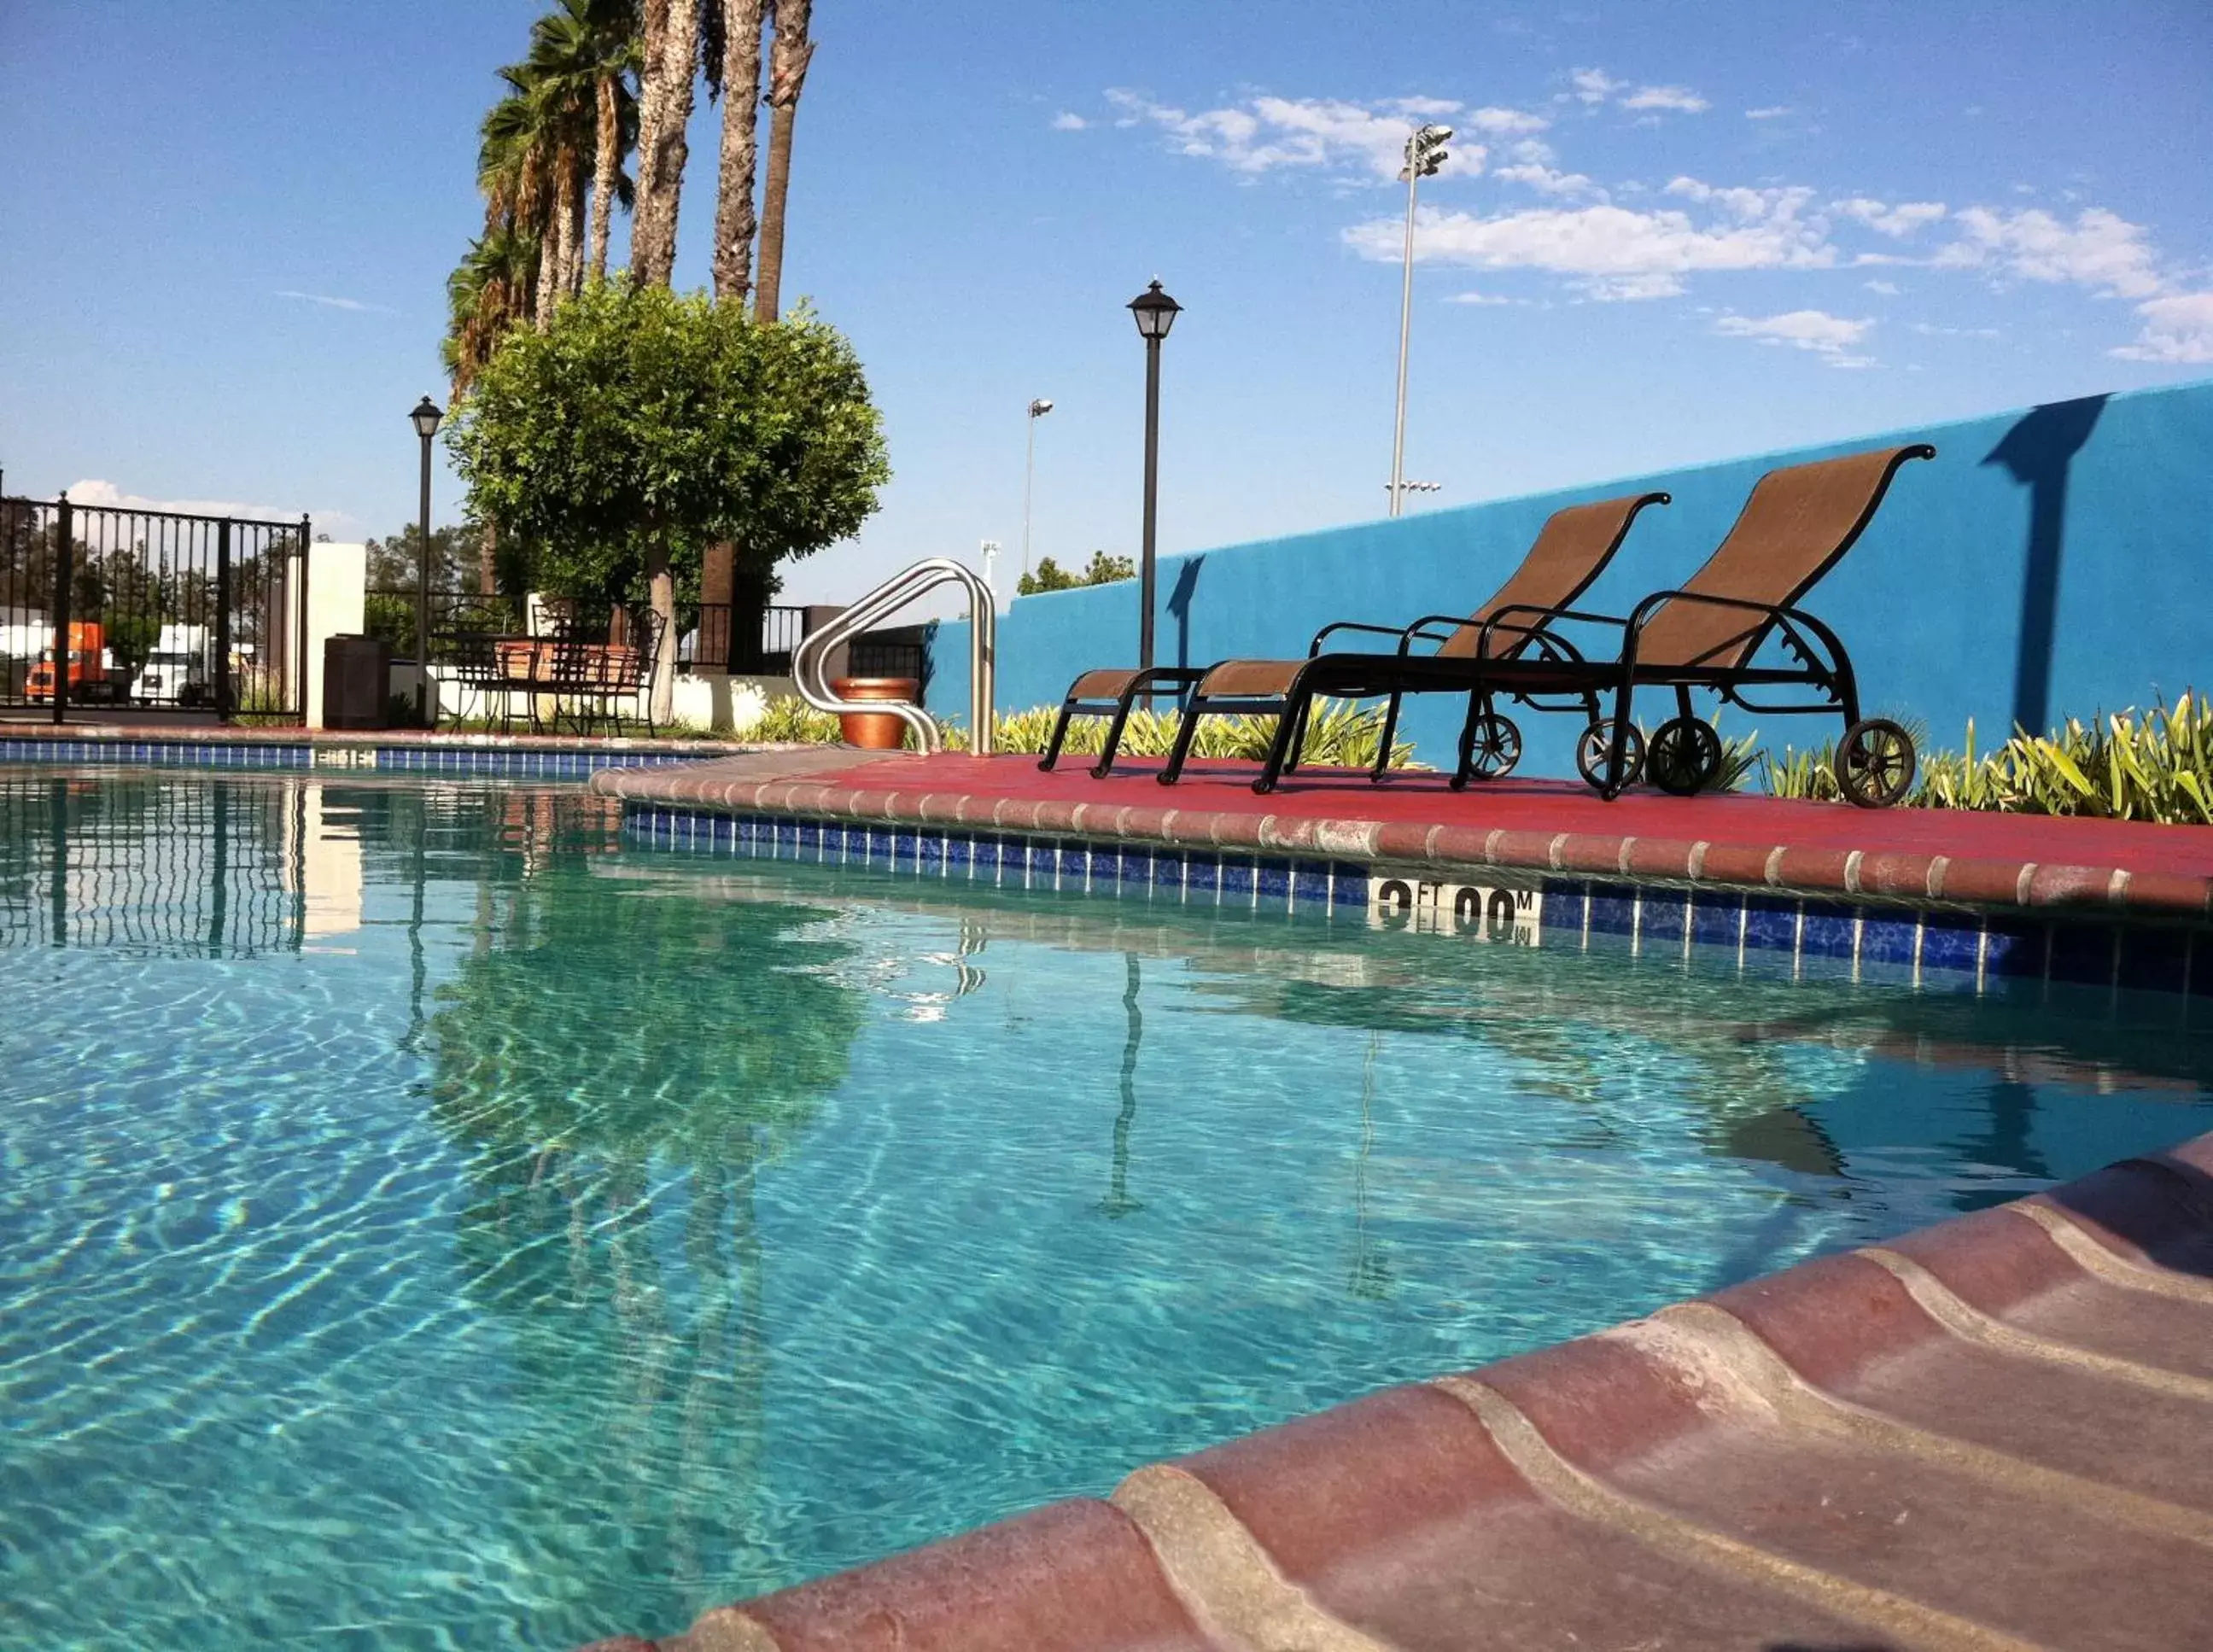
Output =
[
  {"x1": 534, "y1": 223, "x2": 560, "y2": 326},
  {"x1": 588, "y1": 73, "x2": 619, "y2": 279},
  {"x1": 629, "y1": 0, "x2": 702, "y2": 287},
  {"x1": 546, "y1": 156, "x2": 580, "y2": 320},
  {"x1": 711, "y1": 0, "x2": 765, "y2": 305},
  {"x1": 565, "y1": 156, "x2": 588, "y2": 294},
  {"x1": 478, "y1": 519, "x2": 497, "y2": 598},
  {"x1": 751, "y1": 0, "x2": 812, "y2": 324}
]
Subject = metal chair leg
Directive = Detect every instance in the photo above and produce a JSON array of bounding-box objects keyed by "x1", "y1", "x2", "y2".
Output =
[
  {"x1": 1369, "y1": 691, "x2": 1404, "y2": 782},
  {"x1": 1254, "y1": 692, "x2": 1305, "y2": 794},
  {"x1": 1158, "y1": 694, "x2": 1208, "y2": 785},
  {"x1": 1038, "y1": 699, "x2": 1080, "y2": 772},
  {"x1": 1602, "y1": 677, "x2": 1636, "y2": 801},
  {"x1": 1091, "y1": 692, "x2": 1140, "y2": 779},
  {"x1": 1451, "y1": 692, "x2": 1485, "y2": 789},
  {"x1": 1281, "y1": 695, "x2": 1314, "y2": 777}
]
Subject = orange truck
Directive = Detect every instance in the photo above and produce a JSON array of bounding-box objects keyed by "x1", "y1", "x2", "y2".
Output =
[{"x1": 26, "y1": 622, "x2": 123, "y2": 703}]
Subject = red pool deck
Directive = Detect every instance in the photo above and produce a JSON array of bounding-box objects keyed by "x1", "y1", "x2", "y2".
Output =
[
  {"x1": 593, "y1": 749, "x2": 2213, "y2": 920},
  {"x1": 585, "y1": 1133, "x2": 2213, "y2": 1651}
]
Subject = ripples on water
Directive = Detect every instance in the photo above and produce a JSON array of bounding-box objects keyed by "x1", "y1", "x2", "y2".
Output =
[{"x1": 1, "y1": 769, "x2": 2208, "y2": 1648}]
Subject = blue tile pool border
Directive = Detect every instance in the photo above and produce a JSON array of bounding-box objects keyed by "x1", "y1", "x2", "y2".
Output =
[
  {"x1": 622, "y1": 802, "x2": 2210, "y2": 1001},
  {"x1": 0, "y1": 736, "x2": 709, "y2": 780}
]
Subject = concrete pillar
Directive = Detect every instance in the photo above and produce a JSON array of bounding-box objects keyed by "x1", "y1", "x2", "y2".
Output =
[{"x1": 302, "y1": 542, "x2": 366, "y2": 730}]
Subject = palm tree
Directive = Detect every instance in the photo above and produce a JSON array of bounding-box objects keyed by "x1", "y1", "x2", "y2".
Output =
[
  {"x1": 474, "y1": 74, "x2": 558, "y2": 317},
  {"x1": 444, "y1": 230, "x2": 529, "y2": 596},
  {"x1": 526, "y1": 0, "x2": 639, "y2": 287},
  {"x1": 704, "y1": 0, "x2": 767, "y2": 305},
  {"x1": 752, "y1": 0, "x2": 814, "y2": 323},
  {"x1": 443, "y1": 225, "x2": 540, "y2": 396},
  {"x1": 629, "y1": 0, "x2": 703, "y2": 285}
]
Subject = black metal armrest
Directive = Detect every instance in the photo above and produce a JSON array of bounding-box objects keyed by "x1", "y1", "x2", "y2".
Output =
[
  {"x1": 1625, "y1": 589, "x2": 1849, "y2": 674},
  {"x1": 1308, "y1": 619, "x2": 1415, "y2": 656},
  {"x1": 1475, "y1": 601, "x2": 1628, "y2": 661}
]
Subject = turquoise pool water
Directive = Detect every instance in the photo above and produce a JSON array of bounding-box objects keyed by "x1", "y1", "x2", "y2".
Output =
[{"x1": 3, "y1": 770, "x2": 2210, "y2": 1649}]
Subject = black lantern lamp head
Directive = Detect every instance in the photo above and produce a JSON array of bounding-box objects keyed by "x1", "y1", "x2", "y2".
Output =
[
  {"x1": 1127, "y1": 279, "x2": 1182, "y2": 341},
  {"x1": 410, "y1": 395, "x2": 444, "y2": 440}
]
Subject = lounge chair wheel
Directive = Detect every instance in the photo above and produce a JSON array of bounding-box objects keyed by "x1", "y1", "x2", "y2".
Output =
[
  {"x1": 1457, "y1": 714, "x2": 1522, "y2": 785},
  {"x1": 1574, "y1": 720, "x2": 1645, "y2": 795},
  {"x1": 1647, "y1": 716, "x2": 1723, "y2": 796},
  {"x1": 1836, "y1": 717, "x2": 1916, "y2": 808}
]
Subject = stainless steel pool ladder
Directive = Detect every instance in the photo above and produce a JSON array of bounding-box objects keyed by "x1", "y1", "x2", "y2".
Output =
[{"x1": 792, "y1": 557, "x2": 996, "y2": 756}]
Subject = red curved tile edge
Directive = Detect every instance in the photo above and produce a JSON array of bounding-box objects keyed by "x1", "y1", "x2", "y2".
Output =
[
  {"x1": 589, "y1": 750, "x2": 2213, "y2": 920},
  {"x1": 576, "y1": 1126, "x2": 2213, "y2": 1651}
]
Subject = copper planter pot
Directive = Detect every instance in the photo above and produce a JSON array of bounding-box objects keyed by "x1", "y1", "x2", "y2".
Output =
[{"x1": 831, "y1": 676, "x2": 921, "y2": 750}]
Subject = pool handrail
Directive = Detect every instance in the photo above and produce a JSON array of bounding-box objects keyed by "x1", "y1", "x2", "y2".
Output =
[{"x1": 793, "y1": 557, "x2": 996, "y2": 756}]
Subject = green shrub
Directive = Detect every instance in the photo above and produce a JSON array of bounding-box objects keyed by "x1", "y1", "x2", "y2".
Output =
[
  {"x1": 943, "y1": 696, "x2": 1422, "y2": 770},
  {"x1": 751, "y1": 695, "x2": 844, "y2": 744},
  {"x1": 1759, "y1": 697, "x2": 2213, "y2": 824}
]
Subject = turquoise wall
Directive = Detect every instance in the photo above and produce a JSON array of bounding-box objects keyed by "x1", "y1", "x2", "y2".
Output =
[{"x1": 930, "y1": 378, "x2": 2213, "y2": 777}]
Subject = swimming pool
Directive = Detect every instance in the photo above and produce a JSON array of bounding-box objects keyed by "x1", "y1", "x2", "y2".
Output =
[{"x1": 4, "y1": 769, "x2": 2209, "y2": 1649}]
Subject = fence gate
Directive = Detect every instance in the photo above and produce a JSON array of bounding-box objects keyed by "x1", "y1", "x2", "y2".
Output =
[{"x1": 0, "y1": 491, "x2": 309, "y2": 721}]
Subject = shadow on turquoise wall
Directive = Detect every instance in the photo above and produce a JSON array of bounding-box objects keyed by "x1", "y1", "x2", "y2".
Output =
[{"x1": 931, "y1": 377, "x2": 2211, "y2": 779}]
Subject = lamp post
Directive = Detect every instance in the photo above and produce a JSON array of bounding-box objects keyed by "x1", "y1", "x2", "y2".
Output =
[
  {"x1": 408, "y1": 395, "x2": 443, "y2": 721},
  {"x1": 1126, "y1": 279, "x2": 1181, "y2": 680},
  {"x1": 1389, "y1": 125, "x2": 1451, "y2": 517},
  {"x1": 1022, "y1": 398, "x2": 1053, "y2": 581}
]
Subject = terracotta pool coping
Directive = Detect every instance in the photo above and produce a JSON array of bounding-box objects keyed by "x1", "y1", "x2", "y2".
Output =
[
  {"x1": 581, "y1": 1129, "x2": 2213, "y2": 1651},
  {"x1": 592, "y1": 749, "x2": 2213, "y2": 924}
]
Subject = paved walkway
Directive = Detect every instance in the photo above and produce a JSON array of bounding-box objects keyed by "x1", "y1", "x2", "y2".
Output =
[{"x1": 593, "y1": 749, "x2": 2213, "y2": 919}]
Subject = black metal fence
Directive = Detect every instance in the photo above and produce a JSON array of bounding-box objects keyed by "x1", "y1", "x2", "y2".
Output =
[
  {"x1": 0, "y1": 491, "x2": 308, "y2": 720},
  {"x1": 365, "y1": 590, "x2": 527, "y2": 662},
  {"x1": 681, "y1": 603, "x2": 806, "y2": 674}
]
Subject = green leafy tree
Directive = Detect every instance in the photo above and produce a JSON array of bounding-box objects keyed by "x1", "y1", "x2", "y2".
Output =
[
  {"x1": 446, "y1": 277, "x2": 889, "y2": 722},
  {"x1": 1017, "y1": 550, "x2": 1135, "y2": 596}
]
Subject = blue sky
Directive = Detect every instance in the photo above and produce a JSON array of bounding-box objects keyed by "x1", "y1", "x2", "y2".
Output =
[{"x1": 2, "y1": 1, "x2": 2208, "y2": 604}]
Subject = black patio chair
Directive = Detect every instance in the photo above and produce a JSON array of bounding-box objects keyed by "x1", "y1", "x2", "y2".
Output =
[{"x1": 542, "y1": 607, "x2": 665, "y2": 738}]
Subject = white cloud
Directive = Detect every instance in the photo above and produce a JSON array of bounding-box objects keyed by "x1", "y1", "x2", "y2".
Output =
[
  {"x1": 1938, "y1": 206, "x2": 2164, "y2": 298},
  {"x1": 1714, "y1": 309, "x2": 1876, "y2": 366},
  {"x1": 1569, "y1": 67, "x2": 1625, "y2": 105},
  {"x1": 1494, "y1": 161, "x2": 1604, "y2": 199},
  {"x1": 1447, "y1": 290, "x2": 1515, "y2": 305},
  {"x1": 1621, "y1": 85, "x2": 1709, "y2": 114},
  {"x1": 2111, "y1": 292, "x2": 2213, "y2": 363},
  {"x1": 1465, "y1": 105, "x2": 1551, "y2": 135},
  {"x1": 1864, "y1": 278, "x2": 1902, "y2": 295},
  {"x1": 1050, "y1": 111, "x2": 1089, "y2": 131},
  {"x1": 1347, "y1": 186, "x2": 1835, "y2": 300},
  {"x1": 1745, "y1": 105, "x2": 1792, "y2": 120},
  {"x1": 1835, "y1": 197, "x2": 1947, "y2": 237},
  {"x1": 1102, "y1": 90, "x2": 1495, "y2": 179},
  {"x1": 275, "y1": 290, "x2": 393, "y2": 315},
  {"x1": 1570, "y1": 67, "x2": 1708, "y2": 114},
  {"x1": 62, "y1": 479, "x2": 361, "y2": 537},
  {"x1": 1909, "y1": 322, "x2": 2000, "y2": 337}
]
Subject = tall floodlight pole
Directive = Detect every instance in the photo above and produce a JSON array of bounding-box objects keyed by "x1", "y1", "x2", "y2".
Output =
[
  {"x1": 1389, "y1": 125, "x2": 1451, "y2": 518},
  {"x1": 1127, "y1": 280, "x2": 1182, "y2": 680},
  {"x1": 1022, "y1": 398, "x2": 1053, "y2": 581},
  {"x1": 408, "y1": 395, "x2": 444, "y2": 721}
]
